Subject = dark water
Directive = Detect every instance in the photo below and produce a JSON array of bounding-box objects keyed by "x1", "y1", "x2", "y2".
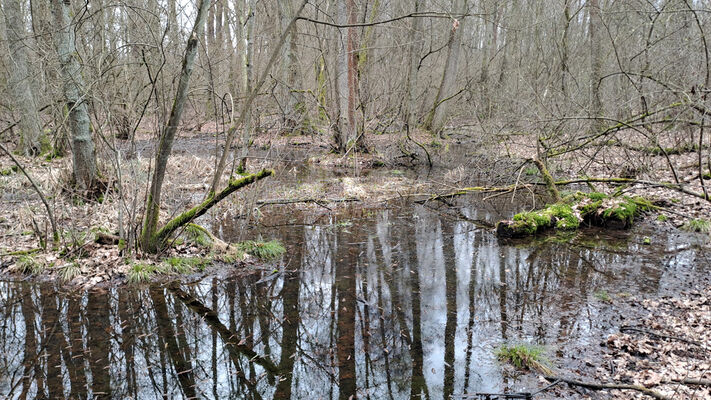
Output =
[{"x1": 0, "y1": 201, "x2": 708, "y2": 399}]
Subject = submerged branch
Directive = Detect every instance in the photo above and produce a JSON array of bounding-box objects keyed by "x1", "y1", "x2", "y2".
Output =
[{"x1": 169, "y1": 285, "x2": 279, "y2": 373}]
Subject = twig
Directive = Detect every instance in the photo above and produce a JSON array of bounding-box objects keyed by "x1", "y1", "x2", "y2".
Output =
[
  {"x1": 0, "y1": 133, "x2": 59, "y2": 243},
  {"x1": 620, "y1": 325, "x2": 705, "y2": 347},
  {"x1": 544, "y1": 376, "x2": 671, "y2": 399}
]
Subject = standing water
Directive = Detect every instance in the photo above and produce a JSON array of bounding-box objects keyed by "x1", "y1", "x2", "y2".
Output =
[{"x1": 0, "y1": 200, "x2": 707, "y2": 399}]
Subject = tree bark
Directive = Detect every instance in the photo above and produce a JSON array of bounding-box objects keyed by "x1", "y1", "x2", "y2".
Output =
[
  {"x1": 50, "y1": 0, "x2": 97, "y2": 191},
  {"x1": 589, "y1": 0, "x2": 604, "y2": 128},
  {"x1": 334, "y1": 0, "x2": 359, "y2": 152},
  {"x1": 2, "y1": 0, "x2": 42, "y2": 156},
  {"x1": 405, "y1": 0, "x2": 423, "y2": 128},
  {"x1": 424, "y1": 0, "x2": 467, "y2": 134},
  {"x1": 140, "y1": 0, "x2": 211, "y2": 252},
  {"x1": 278, "y1": 0, "x2": 305, "y2": 132}
]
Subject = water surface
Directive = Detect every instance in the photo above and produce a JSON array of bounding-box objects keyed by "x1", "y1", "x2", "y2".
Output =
[{"x1": 0, "y1": 200, "x2": 707, "y2": 399}]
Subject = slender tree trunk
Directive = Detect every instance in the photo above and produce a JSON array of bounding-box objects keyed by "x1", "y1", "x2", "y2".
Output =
[
  {"x1": 237, "y1": 0, "x2": 256, "y2": 170},
  {"x1": 405, "y1": 0, "x2": 423, "y2": 127},
  {"x1": 278, "y1": 0, "x2": 305, "y2": 133},
  {"x1": 480, "y1": 1, "x2": 499, "y2": 119},
  {"x1": 140, "y1": 0, "x2": 211, "y2": 252},
  {"x1": 3, "y1": 0, "x2": 42, "y2": 155},
  {"x1": 589, "y1": 0, "x2": 604, "y2": 128},
  {"x1": 334, "y1": 0, "x2": 359, "y2": 152},
  {"x1": 50, "y1": 0, "x2": 97, "y2": 191},
  {"x1": 424, "y1": 0, "x2": 467, "y2": 134},
  {"x1": 560, "y1": 0, "x2": 572, "y2": 97}
]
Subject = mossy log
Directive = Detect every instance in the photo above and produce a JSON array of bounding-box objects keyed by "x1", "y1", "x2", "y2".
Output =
[
  {"x1": 143, "y1": 169, "x2": 273, "y2": 253},
  {"x1": 496, "y1": 192, "x2": 653, "y2": 238}
]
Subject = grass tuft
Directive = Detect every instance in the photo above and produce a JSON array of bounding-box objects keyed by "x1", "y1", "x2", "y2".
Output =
[
  {"x1": 495, "y1": 343, "x2": 553, "y2": 375},
  {"x1": 60, "y1": 263, "x2": 81, "y2": 282},
  {"x1": 17, "y1": 255, "x2": 44, "y2": 274},
  {"x1": 237, "y1": 240, "x2": 286, "y2": 261},
  {"x1": 127, "y1": 263, "x2": 156, "y2": 283},
  {"x1": 594, "y1": 290, "x2": 612, "y2": 303},
  {"x1": 682, "y1": 218, "x2": 711, "y2": 233}
]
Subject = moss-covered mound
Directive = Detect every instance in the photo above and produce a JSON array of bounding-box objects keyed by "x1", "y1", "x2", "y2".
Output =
[{"x1": 496, "y1": 192, "x2": 653, "y2": 238}]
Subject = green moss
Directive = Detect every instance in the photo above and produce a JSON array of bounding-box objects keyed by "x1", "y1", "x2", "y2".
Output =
[
  {"x1": 548, "y1": 204, "x2": 580, "y2": 230},
  {"x1": 602, "y1": 197, "x2": 638, "y2": 224},
  {"x1": 237, "y1": 240, "x2": 286, "y2": 261},
  {"x1": 524, "y1": 167, "x2": 539, "y2": 176},
  {"x1": 587, "y1": 192, "x2": 608, "y2": 201},
  {"x1": 642, "y1": 237, "x2": 651, "y2": 245},
  {"x1": 0, "y1": 166, "x2": 18, "y2": 176},
  {"x1": 682, "y1": 218, "x2": 711, "y2": 233},
  {"x1": 184, "y1": 223, "x2": 213, "y2": 248},
  {"x1": 656, "y1": 214, "x2": 668, "y2": 222},
  {"x1": 511, "y1": 213, "x2": 539, "y2": 235},
  {"x1": 495, "y1": 344, "x2": 552, "y2": 374}
]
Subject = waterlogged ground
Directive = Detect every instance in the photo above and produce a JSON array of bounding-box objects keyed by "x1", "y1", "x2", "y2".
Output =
[{"x1": 0, "y1": 198, "x2": 709, "y2": 399}]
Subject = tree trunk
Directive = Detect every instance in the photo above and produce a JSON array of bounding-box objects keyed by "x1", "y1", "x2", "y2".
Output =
[
  {"x1": 237, "y1": 0, "x2": 256, "y2": 169},
  {"x1": 140, "y1": 0, "x2": 211, "y2": 252},
  {"x1": 561, "y1": 0, "x2": 572, "y2": 97},
  {"x1": 278, "y1": 0, "x2": 305, "y2": 133},
  {"x1": 50, "y1": 0, "x2": 97, "y2": 191},
  {"x1": 3, "y1": 0, "x2": 42, "y2": 156},
  {"x1": 405, "y1": 0, "x2": 423, "y2": 128},
  {"x1": 334, "y1": 0, "x2": 359, "y2": 152},
  {"x1": 589, "y1": 0, "x2": 604, "y2": 128},
  {"x1": 424, "y1": 0, "x2": 467, "y2": 134}
]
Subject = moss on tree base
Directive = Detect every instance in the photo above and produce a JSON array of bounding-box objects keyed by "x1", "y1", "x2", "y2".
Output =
[{"x1": 496, "y1": 192, "x2": 653, "y2": 238}]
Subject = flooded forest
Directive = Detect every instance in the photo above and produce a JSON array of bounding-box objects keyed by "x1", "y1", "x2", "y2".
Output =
[{"x1": 0, "y1": 0, "x2": 710, "y2": 399}]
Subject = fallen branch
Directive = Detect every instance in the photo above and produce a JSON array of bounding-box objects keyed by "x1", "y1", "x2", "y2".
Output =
[
  {"x1": 671, "y1": 378, "x2": 711, "y2": 386},
  {"x1": 256, "y1": 197, "x2": 360, "y2": 206},
  {"x1": 425, "y1": 176, "x2": 710, "y2": 204},
  {"x1": 544, "y1": 376, "x2": 671, "y2": 400},
  {"x1": 620, "y1": 325, "x2": 705, "y2": 347},
  {"x1": 0, "y1": 248, "x2": 42, "y2": 257},
  {"x1": 145, "y1": 169, "x2": 273, "y2": 252}
]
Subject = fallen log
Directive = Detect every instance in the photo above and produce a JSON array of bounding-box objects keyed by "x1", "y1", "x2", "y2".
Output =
[{"x1": 496, "y1": 192, "x2": 653, "y2": 238}]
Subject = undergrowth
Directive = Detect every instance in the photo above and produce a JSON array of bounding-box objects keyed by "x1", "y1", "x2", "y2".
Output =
[
  {"x1": 237, "y1": 240, "x2": 285, "y2": 261},
  {"x1": 127, "y1": 257, "x2": 209, "y2": 283},
  {"x1": 682, "y1": 218, "x2": 711, "y2": 233},
  {"x1": 495, "y1": 343, "x2": 553, "y2": 375}
]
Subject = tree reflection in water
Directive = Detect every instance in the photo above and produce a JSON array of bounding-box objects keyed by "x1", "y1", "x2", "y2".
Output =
[{"x1": 0, "y1": 204, "x2": 701, "y2": 399}]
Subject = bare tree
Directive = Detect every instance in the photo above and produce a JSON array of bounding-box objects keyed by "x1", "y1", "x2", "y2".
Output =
[
  {"x1": 140, "y1": 0, "x2": 212, "y2": 252},
  {"x1": 424, "y1": 0, "x2": 467, "y2": 134},
  {"x1": 278, "y1": 0, "x2": 306, "y2": 132},
  {"x1": 334, "y1": 0, "x2": 359, "y2": 152},
  {"x1": 588, "y1": 0, "x2": 604, "y2": 127},
  {"x1": 50, "y1": 0, "x2": 97, "y2": 191},
  {"x1": 2, "y1": 0, "x2": 42, "y2": 155}
]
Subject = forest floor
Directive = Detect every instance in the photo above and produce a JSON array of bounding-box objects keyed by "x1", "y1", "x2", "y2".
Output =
[
  {"x1": 1, "y1": 123, "x2": 710, "y2": 398},
  {"x1": 1, "y1": 123, "x2": 710, "y2": 284}
]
